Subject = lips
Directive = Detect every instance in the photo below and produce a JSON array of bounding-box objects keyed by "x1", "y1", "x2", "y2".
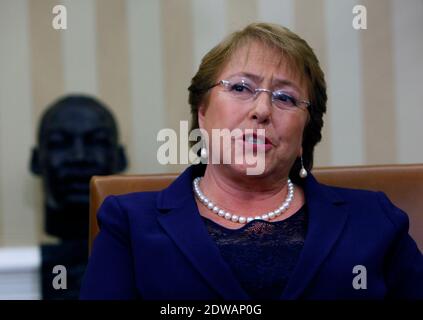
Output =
[
  {"x1": 242, "y1": 132, "x2": 273, "y2": 146},
  {"x1": 239, "y1": 131, "x2": 274, "y2": 153}
]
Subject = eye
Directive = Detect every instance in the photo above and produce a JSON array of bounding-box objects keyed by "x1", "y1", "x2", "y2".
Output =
[
  {"x1": 230, "y1": 82, "x2": 253, "y2": 93},
  {"x1": 274, "y1": 91, "x2": 298, "y2": 107},
  {"x1": 46, "y1": 133, "x2": 68, "y2": 148},
  {"x1": 87, "y1": 132, "x2": 112, "y2": 146}
]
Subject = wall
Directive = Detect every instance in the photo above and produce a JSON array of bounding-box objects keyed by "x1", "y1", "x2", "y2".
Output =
[{"x1": 0, "y1": 0, "x2": 422, "y2": 246}]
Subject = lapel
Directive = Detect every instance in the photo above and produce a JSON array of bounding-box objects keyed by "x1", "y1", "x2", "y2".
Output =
[
  {"x1": 281, "y1": 174, "x2": 349, "y2": 299},
  {"x1": 156, "y1": 165, "x2": 250, "y2": 300},
  {"x1": 156, "y1": 165, "x2": 349, "y2": 300}
]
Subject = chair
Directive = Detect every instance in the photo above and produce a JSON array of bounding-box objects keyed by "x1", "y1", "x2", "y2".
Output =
[{"x1": 89, "y1": 164, "x2": 423, "y2": 252}]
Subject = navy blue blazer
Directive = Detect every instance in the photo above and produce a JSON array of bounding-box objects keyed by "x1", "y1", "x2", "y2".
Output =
[{"x1": 80, "y1": 165, "x2": 423, "y2": 300}]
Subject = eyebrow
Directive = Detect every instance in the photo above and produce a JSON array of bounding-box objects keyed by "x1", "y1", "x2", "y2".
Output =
[{"x1": 229, "y1": 72, "x2": 301, "y2": 93}]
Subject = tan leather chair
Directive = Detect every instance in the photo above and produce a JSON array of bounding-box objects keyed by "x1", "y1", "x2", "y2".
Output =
[{"x1": 89, "y1": 164, "x2": 423, "y2": 252}]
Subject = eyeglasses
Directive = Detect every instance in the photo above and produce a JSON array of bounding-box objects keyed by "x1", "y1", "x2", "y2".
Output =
[{"x1": 209, "y1": 78, "x2": 311, "y2": 111}]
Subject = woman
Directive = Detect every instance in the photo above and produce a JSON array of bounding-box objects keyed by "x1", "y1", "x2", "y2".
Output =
[{"x1": 80, "y1": 23, "x2": 423, "y2": 300}]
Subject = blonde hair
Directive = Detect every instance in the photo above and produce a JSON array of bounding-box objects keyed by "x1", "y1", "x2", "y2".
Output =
[{"x1": 188, "y1": 22, "x2": 327, "y2": 183}]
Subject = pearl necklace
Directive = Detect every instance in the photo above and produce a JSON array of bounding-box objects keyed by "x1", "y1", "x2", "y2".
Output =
[{"x1": 192, "y1": 176, "x2": 295, "y2": 224}]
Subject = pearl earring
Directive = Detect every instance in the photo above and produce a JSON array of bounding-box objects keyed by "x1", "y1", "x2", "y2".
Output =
[
  {"x1": 299, "y1": 156, "x2": 308, "y2": 178},
  {"x1": 200, "y1": 146, "x2": 208, "y2": 159}
]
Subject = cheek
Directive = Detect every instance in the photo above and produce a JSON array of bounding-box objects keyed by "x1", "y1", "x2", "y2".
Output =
[
  {"x1": 203, "y1": 98, "x2": 245, "y2": 131},
  {"x1": 274, "y1": 115, "x2": 307, "y2": 145},
  {"x1": 205, "y1": 104, "x2": 245, "y2": 130},
  {"x1": 45, "y1": 152, "x2": 67, "y2": 168}
]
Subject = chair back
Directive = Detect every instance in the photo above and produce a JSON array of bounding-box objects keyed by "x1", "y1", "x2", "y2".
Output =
[{"x1": 89, "y1": 164, "x2": 423, "y2": 251}]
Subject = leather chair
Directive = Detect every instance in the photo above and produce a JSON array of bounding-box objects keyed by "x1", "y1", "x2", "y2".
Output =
[{"x1": 89, "y1": 164, "x2": 423, "y2": 252}]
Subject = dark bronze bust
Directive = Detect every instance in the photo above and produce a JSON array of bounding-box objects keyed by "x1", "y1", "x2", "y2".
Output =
[
  {"x1": 30, "y1": 95, "x2": 127, "y2": 299},
  {"x1": 31, "y1": 95, "x2": 127, "y2": 239}
]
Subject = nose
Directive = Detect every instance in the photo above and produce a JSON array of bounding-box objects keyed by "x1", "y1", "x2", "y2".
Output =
[
  {"x1": 72, "y1": 137, "x2": 86, "y2": 161},
  {"x1": 249, "y1": 90, "x2": 272, "y2": 124}
]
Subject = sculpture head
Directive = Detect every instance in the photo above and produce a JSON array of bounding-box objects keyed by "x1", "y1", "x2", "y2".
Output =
[{"x1": 31, "y1": 95, "x2": 127, "y2": 238}]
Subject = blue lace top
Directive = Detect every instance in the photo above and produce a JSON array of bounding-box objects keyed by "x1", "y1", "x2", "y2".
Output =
[{"x1": 201, "y1": 205, "x2": 308, "y2": 300}]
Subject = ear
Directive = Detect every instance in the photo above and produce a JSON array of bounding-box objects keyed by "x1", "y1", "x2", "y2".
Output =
[
  {"x1": 30, "y1": 147, "x2": 42, "y2": 175},
  {"x1": 198, "y1": 104, "x2": 207, "y2": 129},
  {"x1": 115, "y1": 145, "x2": 128, "y2": 173}
]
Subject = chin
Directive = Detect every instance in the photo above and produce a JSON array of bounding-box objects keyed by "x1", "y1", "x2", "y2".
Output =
[
  {"x1": 224, "y1": 162, "x2": 267, "y2": 177},
  {"x1": 63, "y1": 194, "x2": 90, "y2": 207}
]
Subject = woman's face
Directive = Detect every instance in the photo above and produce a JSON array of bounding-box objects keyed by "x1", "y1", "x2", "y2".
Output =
[{"x1": 198, "y1": 41, "x2": 310, "y2": 179}]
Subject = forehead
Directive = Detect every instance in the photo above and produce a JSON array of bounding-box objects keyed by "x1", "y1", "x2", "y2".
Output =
[
  {"x1": 220, "y1": 41, "x2": 306, "y2": 90},
  {"x1": 42, "y1": 104, "x2": 115, "y2": 134}
]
